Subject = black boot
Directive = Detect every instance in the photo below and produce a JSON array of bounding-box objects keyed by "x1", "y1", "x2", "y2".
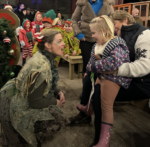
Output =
[
  {"x1": 22, "y1": 59, "x2": 26, "y2": 66},
  {"x1": 68, "y1": 112, "x2": 92, "y2": 124}
]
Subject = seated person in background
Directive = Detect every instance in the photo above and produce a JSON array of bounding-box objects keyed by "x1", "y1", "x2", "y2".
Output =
[
  {"x1": 32, "y1": 11, "x2": 43, "y2": 33},
  {"x1": 132, "y1": 8, "x2": 143, "y2": 26},
  {"x1": 14, "y1": 3, "x2": 25, "y2": 20},
  {"x1": 57, "y1": 18, "x2": 63, "y2": 27},
  {"x1": 57, "y1": 12, "x2": 64, "y2": 24},
  {"x1": 4, "y1": 4, "x2": 13, "y2": 11},
  {"x1": 20, "y1": 8, "x2": 27, "y2": 25},
  {"x1": 52, "y1": 18, "x2": 66, "y2": 66},
  {"x1": 26, "y1": 7, "x2": 34, "y2": 22},
  {"x1": 52, "y1": 18, "x2": 63, "y2": 27},
  {"x1": 32, "y1": 9, "x2": 56, "y2": 55},
  {"x1": 63, "y1": 19, "x2": 81, "y2": 58}
]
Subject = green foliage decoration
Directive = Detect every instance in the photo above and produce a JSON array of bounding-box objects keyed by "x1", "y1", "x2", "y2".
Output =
[{"x1": 0, "y1": 18, "x2": 16, "y2": 88}]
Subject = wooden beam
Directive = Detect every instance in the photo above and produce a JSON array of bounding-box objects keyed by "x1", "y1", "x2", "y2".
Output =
[
  {"x1": 115, "y1": 0, "x2": 124, "y2": 5},
  {"x1": 72, "y1": 0, "x2": 76, "y2": 14},
  {"x1": 17, "y1": 0, "x2": 20, "y2": 5}
]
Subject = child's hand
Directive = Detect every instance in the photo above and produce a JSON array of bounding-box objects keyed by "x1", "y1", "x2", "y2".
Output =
[
  {"x1": 94, "y1": 54, "x2": 100, "y2": 60},
  {"x1": 72, "y1": 51, "x2": 77, "y2": 56},
  {"x1": 88, "y1": 64, "x2": 91, "y2": 72},
  {"x1": 65, "y1": 54, "x2": 69, "y2": 59},
  {"x1": 84, "y1": 73, "x2": 88, "y2": 78}
]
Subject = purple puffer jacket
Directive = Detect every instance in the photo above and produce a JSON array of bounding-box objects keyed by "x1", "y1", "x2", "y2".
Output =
[{"x1": 87, "y1": 37, "x2": 132, "y2": 89}]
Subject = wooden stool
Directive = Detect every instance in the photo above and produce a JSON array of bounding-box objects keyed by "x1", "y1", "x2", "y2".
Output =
[{"x1": 62, "y1": 56, "x2": 83, "y2": 80}]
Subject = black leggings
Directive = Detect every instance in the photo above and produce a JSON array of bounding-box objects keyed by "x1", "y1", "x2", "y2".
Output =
[
  {"x1": 80, "y1": 73, "x2": 97, "y2": 105},
  {"x1": 80, "y1": 41, "x2": 95, "y2": 73},
  {"x1": 80, "y1": 73, "x2": 149, "y2": 144}
]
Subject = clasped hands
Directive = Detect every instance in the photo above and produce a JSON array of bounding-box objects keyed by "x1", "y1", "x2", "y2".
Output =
[{"x1": 57, "y1": 91, "x2": 65, "y2": 109}]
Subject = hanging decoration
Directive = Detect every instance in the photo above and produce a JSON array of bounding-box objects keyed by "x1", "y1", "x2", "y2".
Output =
[
  {"x1": 3, "y1": 30, "x2": 7, "y2": 35},
  {"x1": 8, "y1": 49, "x2": 15, "y2": 55},
  {"x1": 3, "y1": 37, "x2": 11, "y2": 44}
]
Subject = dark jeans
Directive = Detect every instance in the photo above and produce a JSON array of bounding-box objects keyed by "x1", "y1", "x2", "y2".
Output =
[
  {"x1": 80, "y1": 73, "x2": 149, "y2": 144},
  {"x1": 80, "y1": 41, "x2": 95, "y2": 73}
]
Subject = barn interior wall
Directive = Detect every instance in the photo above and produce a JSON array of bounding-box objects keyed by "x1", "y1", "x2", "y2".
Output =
[{"x1": 0, "y1": 0, "x2": 17, "y2": 6}]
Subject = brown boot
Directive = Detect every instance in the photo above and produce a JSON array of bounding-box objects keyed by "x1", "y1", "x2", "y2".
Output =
[{"x1": 68, "y1": 112, "x2": 92, "y2": 124}]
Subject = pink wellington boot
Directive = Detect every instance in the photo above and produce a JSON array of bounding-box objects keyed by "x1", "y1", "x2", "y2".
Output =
[
  {"x1": 93, "y1": 123, "x2": 112, "y2": 147},
  {"x1": 77, "y1": 101, "x2": 93, "y2": 116}
]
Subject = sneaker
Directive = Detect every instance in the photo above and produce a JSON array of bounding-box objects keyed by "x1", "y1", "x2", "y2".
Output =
[{"x1": 68, "y1": 112, "x2": 92, "y2": 124}]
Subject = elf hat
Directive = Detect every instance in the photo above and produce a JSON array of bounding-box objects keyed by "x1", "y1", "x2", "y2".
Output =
[
  {"x1": 22, "y1": 19, "x2": 32, "y2": 30},
  {"x1": 65, "y1": 19, "x2": 72, "y2": 25},
  {"x1": 34, "y1": 11, "x2": 43, "y2": 23},
  {"x1": 4, "y1": 4, "x2": 13, "y2": 10},
  {"x1": 42, "y1": 9, "x2": 56, "y2": 24}
]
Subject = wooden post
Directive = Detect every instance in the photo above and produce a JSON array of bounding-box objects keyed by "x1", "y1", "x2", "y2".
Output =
[
  {"x1": 72, "y1": 0, "x2": 76, "y2": 14},
  {"x1": 55, "y1": 0, "x2": 58, "y2": 14},
  {"x1": 17, "y1": 0, "x2": 20, "y2": 5},
  {"x1": 115, "y1": 0, "x2": 124, "y2": 5},
  {"x1": 69, "y1": 63, "x2": 74, "y2": 80},
  {"x1": 118, "y1": 0, "x2": 124, "y2": 4},
  {"x1": 78, "y1": 63, "x2": 83, "y2": 79}
]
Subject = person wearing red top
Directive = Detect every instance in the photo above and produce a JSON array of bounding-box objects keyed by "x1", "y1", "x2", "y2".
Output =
[
  {"x1": 32, "y1": 11, "x2": 43, "y2": 34},
  {"x1": 19, "y1": 19, "x2": 34, "y2": 65}
]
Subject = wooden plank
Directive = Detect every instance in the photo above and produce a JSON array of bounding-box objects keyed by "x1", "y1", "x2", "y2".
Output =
[
  {"x1": 113, "y1": 104, "x2": 150, "y2": 147},
  {"x1": 78, "y1": 63, "x2": 83, "y2": 79},
  {"x1": 68, "y1": 56, "x2": 82, "y2": 60},
  {"x1": 69, "y1": 63, "x2": 74, "y2": 80},
  {"x1": 114, "y1": 104, "x2": 150, "y2": 133},
  {"x1": 61, "y1": 56, "x2": 83, "y2": 64},
  {"x1": 68, "y1": 59, "x2": 83, "y2": 64}
]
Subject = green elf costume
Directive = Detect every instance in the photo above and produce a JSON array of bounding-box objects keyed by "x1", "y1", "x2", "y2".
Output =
[
  {"x1": 52, "y1": 18, "x2": 66, "y2": 66},
  {"x1": 63, "y1": 19, "x2": 81, "y2": 56}
]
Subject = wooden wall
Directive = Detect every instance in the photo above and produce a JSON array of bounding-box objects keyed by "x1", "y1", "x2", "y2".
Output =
[
  {"x1": 0, "y1": 0, "x2": 17, "y2": 6},
  {"x1": 20, "y1": 0, "x2": 71, "y2": 14}
]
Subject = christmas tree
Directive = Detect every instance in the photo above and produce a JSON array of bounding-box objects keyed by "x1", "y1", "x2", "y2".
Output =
[{"x1": 0, "y1": 18, "x2": 16, "y2": 88}]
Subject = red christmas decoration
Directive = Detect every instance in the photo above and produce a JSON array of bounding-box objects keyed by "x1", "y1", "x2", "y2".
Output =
[{"x1": 3, "y1": 37, "x2": 11, "y2": 44}]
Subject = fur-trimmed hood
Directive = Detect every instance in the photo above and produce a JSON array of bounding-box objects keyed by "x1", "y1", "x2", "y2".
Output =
[
  {"x1": 77, "y1": 0, "x2": 115, "y2": 6},
  {"x1": 72, "y1": 0, "x2": 115, "y2": 43}
]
